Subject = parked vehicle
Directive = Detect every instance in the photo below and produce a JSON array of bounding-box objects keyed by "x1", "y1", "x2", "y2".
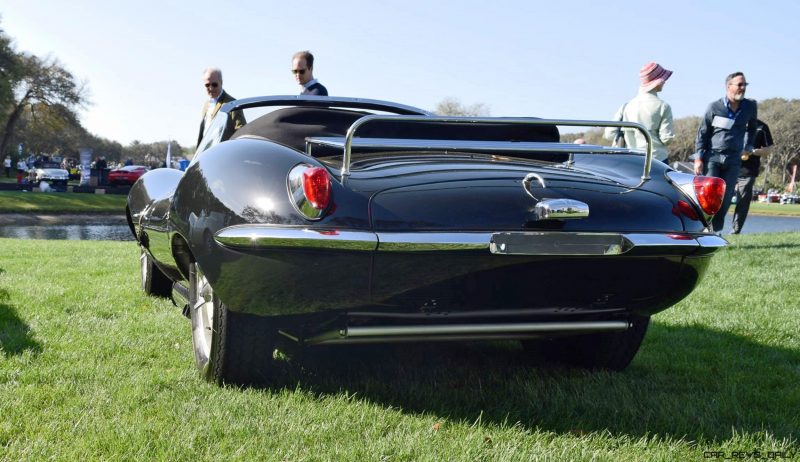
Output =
[
  {"x1": 28, "y1": 161, "x2": 69, "y2": 191},
  {"x1": 108, "y1": 165, "x2": 149, "y2": 185},
  {"x1": 128, "y1": 95, "x2": 728, "y2": 385}
]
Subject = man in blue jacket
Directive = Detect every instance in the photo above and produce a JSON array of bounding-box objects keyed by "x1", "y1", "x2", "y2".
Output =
[
  {"x1": 694, "y1": 72, "x2": 758, "y2": 233},
  {"x1": 292, "y1": 51, "x2": 328, "y2": 96}
]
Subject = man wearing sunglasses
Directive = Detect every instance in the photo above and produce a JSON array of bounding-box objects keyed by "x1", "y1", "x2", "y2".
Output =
[
  {"x1": 198, "y1": 68, "x2": 246, "y2": 147},
  {"x1": 694, "y1": 72, "x2": 758, "y2": 233},
  {"x1": 292, "y1": 51, "x2": 328, "y2": 96}
]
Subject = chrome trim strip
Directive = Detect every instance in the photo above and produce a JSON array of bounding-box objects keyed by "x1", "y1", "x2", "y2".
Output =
[
  {"x1": 213, "y1": 226, "x2": 726, "y2": 254},
  {"x1": 695, "y1": 235, "x2": 729, "y2": 247},
  {"x1": 215, "y1": 226, "x2": 378, "y2": 251},
  {"x1": 305, "y1": 321, "x2": 630, "y2": 345},
  {"x1": 340, "y1": 115, "x2": 653, "y2": 184},
  {"x1": 377, "y1": 232, "x2": 490, "y2": 252},
  {"x1": 624, "y1": 233, "x2": 702, "y2": 247}
]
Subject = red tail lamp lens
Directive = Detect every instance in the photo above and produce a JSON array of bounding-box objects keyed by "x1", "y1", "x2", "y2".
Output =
[
  {"x1": 675, "y1": 200, "x2": 699, "y2": 221},
  {"x1": 693, "y1": 176, "x2": 726, "y2": 216},
  {"x1": 302, "y1": 167, "x2": 331, "y2": 210}
]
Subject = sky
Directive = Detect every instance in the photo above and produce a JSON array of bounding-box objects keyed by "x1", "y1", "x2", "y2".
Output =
[{"x1": 1, "y1": 0, "x2": 798, "y2": 149}]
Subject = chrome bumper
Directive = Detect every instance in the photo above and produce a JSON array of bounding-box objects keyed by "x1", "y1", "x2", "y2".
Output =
[{"x1": 215, "y1": 225, "x2": 727, "y2": 256}]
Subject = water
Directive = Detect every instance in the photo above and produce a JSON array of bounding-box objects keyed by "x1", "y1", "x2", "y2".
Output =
[
  {"x1": 720, "y1": 213, "x2": 800, "y2": 235},
  {"x1": 0, "y1": 224, "x2": 134, "y2": 241}
]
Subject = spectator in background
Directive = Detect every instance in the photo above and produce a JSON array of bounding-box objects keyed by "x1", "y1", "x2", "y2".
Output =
[
  {"x1": 124, "y1": 157, "x2": 133, "y2": 166},
  {"x1": 694, "y1": 72, "x2": 758, "y2": 233},
  {"x1": 16, "y1": 158, "x2": 27, "y2": 183},
  {"x1": 604, "y1": 62, "x2": 675, "y2": 164},
  {"x1": 292, "y1": 51, "x2": 328, "y2": 96},
  {"x1": 198, "y1": 67, "x2": 246, "y2": 147},
  {"x1": 731, "y1": 119, "x2": 773, "y2": 234},
  {"x1": 3, "y1": 156, "x2": 10, "y2": 177}
]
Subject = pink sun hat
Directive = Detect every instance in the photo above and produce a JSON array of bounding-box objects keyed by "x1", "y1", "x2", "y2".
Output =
[{"x1": 640, "y1": 62, "x2": 673, "y2": 91}]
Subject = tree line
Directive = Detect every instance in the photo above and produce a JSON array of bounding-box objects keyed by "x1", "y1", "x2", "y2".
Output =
[{"x1": 0, "y1": 21, "x2": 184, "y2": 168}]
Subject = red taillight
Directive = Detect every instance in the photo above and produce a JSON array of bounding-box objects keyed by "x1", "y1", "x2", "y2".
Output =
[
  {"x1": 674, "y1": 200, "x2": 699, "y2": 221},
  {"x1": 693, "y1": 176, "x2": 726, "y2": 216},
  {"x1": 302, "y1": 167, "x2": 331, "y2": 210}
]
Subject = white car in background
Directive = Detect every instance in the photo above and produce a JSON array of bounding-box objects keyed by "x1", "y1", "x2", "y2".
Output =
[{"x1": 28, "y1": 162, "x2": 70, "y2": 190}]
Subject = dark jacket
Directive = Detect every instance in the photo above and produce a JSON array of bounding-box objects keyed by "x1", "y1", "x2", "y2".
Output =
[
  {"x1": 198, "y1": 90, "x2": 247, "y2": 147},
  {"x1": 739, "y1": 120, "x2": 774, "y2": 178},
  {"x1": 301, "y1": 82, "x2": 328, "y2": 96}
]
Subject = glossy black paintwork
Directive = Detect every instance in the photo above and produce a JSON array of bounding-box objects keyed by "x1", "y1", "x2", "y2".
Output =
[{"x1": 128, "y1": 126, "x2": 715, "y2": 328}]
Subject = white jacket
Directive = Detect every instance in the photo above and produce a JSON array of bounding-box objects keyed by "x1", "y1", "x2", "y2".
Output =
[{"x1": 604, "y1": 90, "x2": 675, "y2": 161}]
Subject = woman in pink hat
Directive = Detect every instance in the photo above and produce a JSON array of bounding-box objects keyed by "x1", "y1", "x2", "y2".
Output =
[{"x1": 604, "y1": 62, "x2": 675, "y2": 164}]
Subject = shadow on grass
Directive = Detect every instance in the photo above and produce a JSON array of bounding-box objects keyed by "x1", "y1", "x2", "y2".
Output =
[
  {"x1": 259, "y1": 322, "x2": 799, "y2": 442},
  {"x1": 0, "y1": 296, "x2": 43, "y2": 357}
]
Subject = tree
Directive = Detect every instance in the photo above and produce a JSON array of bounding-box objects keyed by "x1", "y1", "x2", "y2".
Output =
[
  {"x1": 434, "y1": 97, "x2": 490, "y2": 117},
  {"x1": 668, "y1": 116, "x2": 701, "y2": 162},
  {"x1": 14, "y1": 102, "x2": 87, "y2": 157},
  {"x1": 0, "y1": 24, "x2": 21, "y2": 118},
  {"x1": 0, "y1": 52, "x2": 87, "y2": 160},
  {"x1": 757, "y1": 98, "x2": 800, "y2": 188}
]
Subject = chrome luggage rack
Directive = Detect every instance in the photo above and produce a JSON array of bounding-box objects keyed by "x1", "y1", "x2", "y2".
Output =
[{"x1": 305, "y1": 115, "x2": 653, "y2": 185}]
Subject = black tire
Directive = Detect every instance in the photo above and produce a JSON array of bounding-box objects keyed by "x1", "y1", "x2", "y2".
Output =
[
  {"x1": 140, "y1": 248, "x2": 172, "y2": 297},
  {"x1": 522, "y1": 316, "x2": 650, "y2": 371},
  {"x1": 189, "y1": 262, "x2": 278, "y2": 385}
]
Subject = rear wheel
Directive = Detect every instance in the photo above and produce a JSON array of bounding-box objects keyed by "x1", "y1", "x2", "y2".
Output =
[
  {"x1": 522, "y1": 316, "x2": 650, "y2": 371},
  {"x1": 189, "y1": 262, "x2": 278, "y2": 385},
  {"x1": 140, "y1": 248, "x2": 172, "y2": 297}
]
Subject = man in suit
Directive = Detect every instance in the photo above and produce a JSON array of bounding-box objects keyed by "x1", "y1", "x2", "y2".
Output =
[
  {"x1": 197, "y1": 68, "x2": 246, "y2": 147},
  {"x1": 292, "y1": 51, "x2": 328, "y2": 96}
]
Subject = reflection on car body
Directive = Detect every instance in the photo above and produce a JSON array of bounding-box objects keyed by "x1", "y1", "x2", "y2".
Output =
[{"x1": 127, "y1": 95, "x2": 728, "y2": 385}]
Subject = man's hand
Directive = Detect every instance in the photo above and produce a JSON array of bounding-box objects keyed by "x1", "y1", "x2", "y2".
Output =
[
  {"x1": 693, "y1": 159, "x2": 704, "y2": 175},
  {"x1": 741, "y1": 151, "x2": 751, "y2": 161}
]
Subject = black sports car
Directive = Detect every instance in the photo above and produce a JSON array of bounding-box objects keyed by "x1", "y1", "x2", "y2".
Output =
[{"x1": 127, "y1": 95, "x2": 727, "y2": 385}]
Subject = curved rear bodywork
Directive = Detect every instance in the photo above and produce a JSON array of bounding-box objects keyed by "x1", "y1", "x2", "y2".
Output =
[{"x1": 129, "y1": 96, "x2": 726, "y2": 350}]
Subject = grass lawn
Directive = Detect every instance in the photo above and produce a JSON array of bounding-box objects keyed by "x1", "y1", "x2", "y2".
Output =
[
  {"x1": 748, "y1": 201, "x2": 800, "y2": 217},
  {"x1": 1, "y1": 235, "x2": 798, "y2": 460},
  {"x1": 0, "y1": 191, "x2": 127, "y2": 214}
]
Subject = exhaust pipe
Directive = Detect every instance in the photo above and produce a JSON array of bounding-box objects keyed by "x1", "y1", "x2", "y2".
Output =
[{"x1": 302, "y1": 321, "x2": 630, "y2": 345}]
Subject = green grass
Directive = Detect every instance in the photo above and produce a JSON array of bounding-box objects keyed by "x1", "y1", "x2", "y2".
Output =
[
  {"x1": 1, "y1": 235, "x2": 798, "y2": 460},
  {"x1": 0, "y1": 191, "x2": 127, "y2": 214},
  {"x1": 748, "y1": 202, "x2": 800, "y2": 217}
]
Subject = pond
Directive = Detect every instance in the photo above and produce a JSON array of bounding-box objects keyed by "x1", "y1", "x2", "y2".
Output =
[
  {"x1": 718, "y1": 214, "x2": 800, "y2": 235},
  {"x1": 0, "y1": 224, "x2": 134, "y2": 241}
]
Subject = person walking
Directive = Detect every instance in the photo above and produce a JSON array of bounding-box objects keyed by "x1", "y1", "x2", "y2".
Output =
[
  {"x1": 292, "y1": 50, "x2": 328, "y2": 96},
  {"x1": 3, "y1": 157, "x2": 10, "y2": 177},
  {"x1": 694, "y1": 71, "x2": 758, "y2": 233},
  {"x1": 731, "y1": 119, "x2": 773, "y2": 234},
  {"x1": 197, "y1": 67, "x2": 246, "y2": 147},
  {"x1": 604, "y1": 62, "x2": 675, "y2": 164}
]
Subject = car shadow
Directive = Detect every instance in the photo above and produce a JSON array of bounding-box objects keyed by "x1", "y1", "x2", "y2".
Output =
[
  {"x1": 259, "y1": 322, "x2": 799, "y2": 442},
  {"x1": 0, "y1": 288, "x2": 43, "y2": 357}
]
